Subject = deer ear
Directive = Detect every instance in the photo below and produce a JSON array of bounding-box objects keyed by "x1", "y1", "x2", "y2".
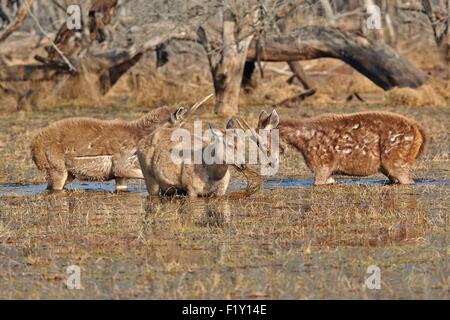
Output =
[
  {"x1": 259, "y1": 110, "x2": 279, "y2": 129},
  {"x1": 208, "y1": 123, "x2": 222, "y2": 138},
  {"x1": 226, "y1": 117, "x2": 238, "y2": 129},
  {"x1": 267, "y1": 110, "x2": 280, "y2": 129},
  {"x1": 258, "y1": 110, "x2": 270, "y2": 128},
  {"x1": 170, "y1": 107, "x2": 185, "y2": 124}
]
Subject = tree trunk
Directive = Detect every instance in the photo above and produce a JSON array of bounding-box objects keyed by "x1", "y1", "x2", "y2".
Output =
[
  {"x1": 276, "y1": 16, "x2": 314, "y2": 91},
  {"x1": 241, "y1": 61, "x2": 257, "y2": 92},
  {"x1": 246, "y1": 26, "x2": 428, "y2": 90},
  {"x1": 213, "y1": 9, "x2": 253, "y2": 115}
]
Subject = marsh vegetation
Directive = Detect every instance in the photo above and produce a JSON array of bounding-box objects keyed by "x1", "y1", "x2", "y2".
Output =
[
  {"x1": 0, "y1": 104, "x2": 448, "y2": 299},
  {"x1": 0, "y1": 0, "x2": 449, "y2": 300}
]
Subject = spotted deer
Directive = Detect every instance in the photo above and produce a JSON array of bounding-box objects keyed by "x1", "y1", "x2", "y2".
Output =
[
  {"x1": 31, "y1": 106, "x2": 186, "y2": 191},
  {"x1": 279, "y1": 112, "x2": 427, "y2": 185},
  {"x1": 137, "y1": 111, "x2": 280, "y2": 197}
]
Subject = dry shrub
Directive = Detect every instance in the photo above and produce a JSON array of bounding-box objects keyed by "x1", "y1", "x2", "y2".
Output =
[
  {"x1": 404, "y1": 41, "x2": 443, "y2": 69},
  {"x1": 240, "y1": 74, "x2": 298, "y2": 107},
  {"x1": 319, "y1": 69, "x2": 382, "y2": 96},
  {"x1": 105, "y1": 63, "x2": 213, "y2": 109},
  {"x1": 0, "y1": 95, "x2": 18, "y2": 112},
  {"x1": 385, "y1": 81, "x2": 447, "y2": 107},
  {"x1": 37, "y1": 72, "x2": 103, "y2": 109},
  {"x1": 303, "y1": 92, "x2": 336, "y2": 108},
  {"x1": 425, "y1": 78, "x2": 450, "y2": 100}
]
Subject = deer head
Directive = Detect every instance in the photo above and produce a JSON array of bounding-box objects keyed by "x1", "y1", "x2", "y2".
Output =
[{"x1": 234, "y1": 110, "x2": 281, "y2": 175}]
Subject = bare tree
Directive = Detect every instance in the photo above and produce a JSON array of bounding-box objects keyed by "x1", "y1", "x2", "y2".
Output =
[
  {"x1": 0, "y1": 0, "x2": 33, "y2": 43},
  {"x1": 0, "y1": 0, "x2": 432, "y2": 113},
  {"x1": 199, "y1": 1, "x2": 257, "y2": 115}
]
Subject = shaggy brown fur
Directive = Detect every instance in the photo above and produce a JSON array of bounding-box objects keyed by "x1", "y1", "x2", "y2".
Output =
[
  {"x1": 137, "y1": 111, "x2": 280, "y2": 197},
  {"x1": 31, "y1": 106, "x2": 185, "y2": 191},
  {"x1": 279, "y1": 112, "x2": 427, "y2": 185}
]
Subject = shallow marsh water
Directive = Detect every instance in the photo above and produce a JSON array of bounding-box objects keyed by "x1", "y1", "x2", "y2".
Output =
[{"x1": 0, "y1": 105, "x2": 448, "y2": 299}]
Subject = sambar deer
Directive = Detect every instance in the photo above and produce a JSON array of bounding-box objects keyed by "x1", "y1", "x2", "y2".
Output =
[
  {"x1": 278, "y1": 112, "x2": 427, "y2": 185},
  {"x1": 31, "y1": 106, "x2": 186, "y2": 191},
  {"x1": 137, "y1": 111, "x2": 281, "y2": 197}
]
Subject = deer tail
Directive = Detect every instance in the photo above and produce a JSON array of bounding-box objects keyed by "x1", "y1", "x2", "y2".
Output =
[
  {"x1": 411, "y1": 124, "x2": 428, "y2": 160},
  {"x1": 31, "y1": 134, "x2": 48, "y2": 171}
]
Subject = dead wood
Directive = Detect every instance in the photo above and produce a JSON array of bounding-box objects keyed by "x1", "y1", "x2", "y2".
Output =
[
  {"x1": 246, "y1": 26, "x2": 428, "y2": 90},
  {"x1": 0, "y1": 0, "x2": 33, "y2": 43}
]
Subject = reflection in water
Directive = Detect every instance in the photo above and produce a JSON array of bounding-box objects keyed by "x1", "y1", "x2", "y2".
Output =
[
  {"x1": 263, "y1": 177, "x2": 450, "y2": 189},
  {"x1": 1, "y1": 178, "x2": 449, "y2": 196},
  {"x1": 0, "y1": 176, "x2": 447, "y2": 299},
  {"x1": 9, "y1": 181, "x2": 431, "y2": 250},
  {"x1": 142, "y1": 196, "x2": 232, "y2": 232}
]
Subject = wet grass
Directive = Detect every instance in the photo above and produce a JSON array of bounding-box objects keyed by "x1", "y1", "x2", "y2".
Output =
[{"x1": 0, "y1": 104, "x2": 448, "y2": 299}]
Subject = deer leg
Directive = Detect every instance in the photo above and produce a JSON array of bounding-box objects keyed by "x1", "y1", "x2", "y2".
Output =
[
  {"x1": 47, "y1": 169, "x2": 68, "y2": 191},
  {"x1": 207, "y1": 171, "x2": 230, "y2": 197},
  {"x1": 112, "y1": 154, "x2": 144, "y2": 179},
  {"x1": 142, "y1": 173, "x2": 160, "y2": 195},
  {"x1": 381, "y1": 165, "x2": 414, "y2": 185},
  {"x1": 313, "y1": 166, "x2": 333, "y2": 185},
  {"x1": 65, "y1": 173, "x2": 75, "y2": 186},
  {"x1": 326, "y1": 177, "x2": 336, "y2": 184},
  {"x1": 115, "y1": 177, "x2": 128, "y2": 192},
  {"x1": 186, "y1": 186, "x2": 199, "y2": 198},
  {"x1": 45, "y1": 146, "x2": 69, "y2": 191}
]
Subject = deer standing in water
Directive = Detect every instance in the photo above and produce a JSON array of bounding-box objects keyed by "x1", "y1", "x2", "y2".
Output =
[
  {"x1": 278, "y1": 112, "x2": 427, "y2": 185},
  {"x1": 137, "y1": 111, "x2": 281, "y2": 197},
  {"x1": 31, "y1": 106, "x2": 186, "y2": 191}
]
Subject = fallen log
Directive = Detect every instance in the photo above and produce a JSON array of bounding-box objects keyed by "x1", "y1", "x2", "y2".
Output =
[
  {"x1": 1, "y1": 25, "x2": 428, "y2": 96},
  {"x1": 0, "y1": 63, "x2": 68, "y2": 81},
  {"x1": 246, "y1": 26, "x2": 428, "y2": 90},
  {"x1": 0, "y1": 22, "x2": 194, "y2": 97}
]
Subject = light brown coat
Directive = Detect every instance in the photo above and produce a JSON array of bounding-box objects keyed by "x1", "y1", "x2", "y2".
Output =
[
  {"x1": 31, "y1": 106, "x2": 185, "y2": 190},
  {"x1": 137, "y1": 111, "x2": 280, "y2": 197}
]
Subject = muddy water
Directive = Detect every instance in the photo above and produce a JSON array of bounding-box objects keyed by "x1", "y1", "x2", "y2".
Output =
[
  {"x1": 1, "y1": 178, "x2": 449, "y2": 196},
  {"x1": 0, "y1": 178, "x2": 448, "y2": 299}
]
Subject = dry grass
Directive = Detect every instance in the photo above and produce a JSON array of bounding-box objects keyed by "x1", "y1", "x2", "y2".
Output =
[
  {"x1": 0, "y1": 181, "x2": 448, "y2": 299},
  {"x1": 0, "y1": 43, "x2": 449, "y2": 299},
  {"x1": 385, "y1": 82, "x2": 447, "y2": 108},
  {"x1": 1, "y1": 41, "x2": 450, "y2": 114},
  {"x1": 0, "y1": 103, "x2": 448, "y2": 299}
]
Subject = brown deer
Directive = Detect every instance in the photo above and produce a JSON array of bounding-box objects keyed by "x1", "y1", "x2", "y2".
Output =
[
  {"x1": 278, "y1": 112, "x2": 427, "y2": 185},
  {"x1": 137, "y1": 111, "x2": 280, "y2": 197},
  {"x1": 31, "y1": 106, "x2": 186, "y2": 191}
]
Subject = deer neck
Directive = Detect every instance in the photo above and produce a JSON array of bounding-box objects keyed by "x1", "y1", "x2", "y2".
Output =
[
  {"x1": 204, "y1": 134, "x2": 232, "y2": 181},
  {"x1": 132, "y1": 116, "x2": 163, "y2": 137},
  {"x1": 206, "y1": 163, "x2": 230, "y2": 181},
  {"x1": 278, "y1": 119, "x2": 309, "y2": 151}
]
